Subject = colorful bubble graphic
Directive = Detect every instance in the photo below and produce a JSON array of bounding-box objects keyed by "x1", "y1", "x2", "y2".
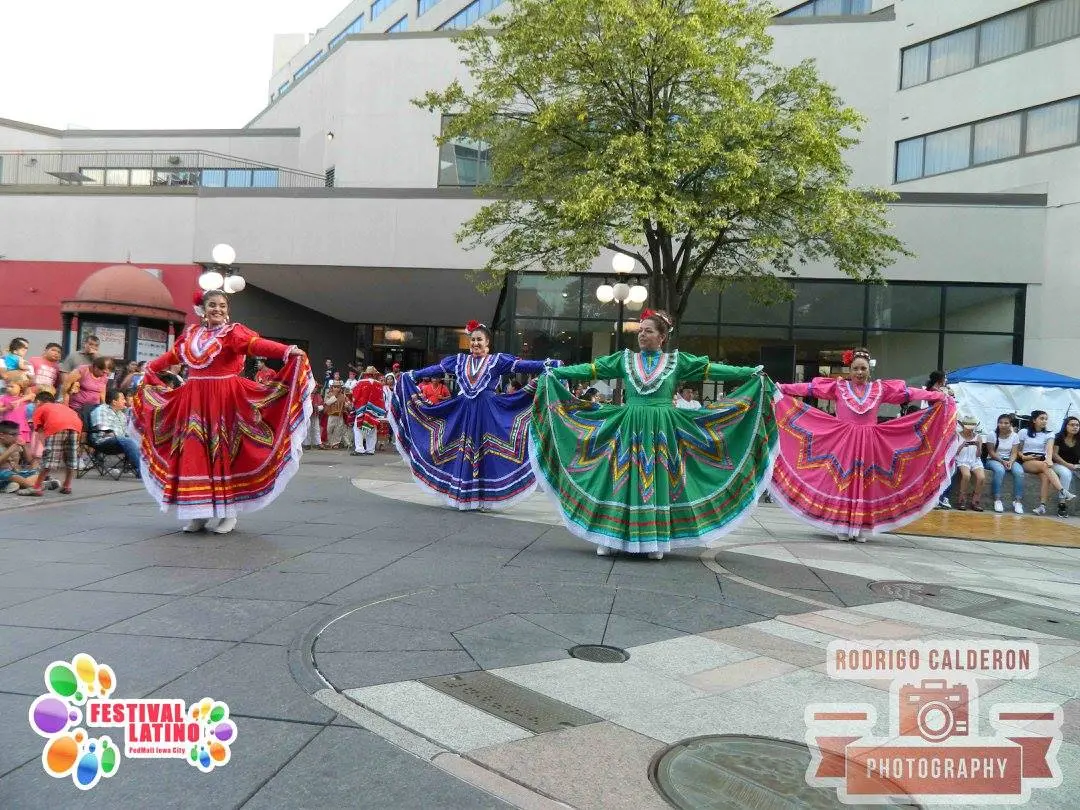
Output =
[
  {"x1": 30, "y1": 657, "x2": 122, "y2": 790},
  {"x1": 187, "y1": 700, "x2": 236, "y2": 772},
  {"x1": 29, "y1": 695, "x2": 73, "y2": 736}
]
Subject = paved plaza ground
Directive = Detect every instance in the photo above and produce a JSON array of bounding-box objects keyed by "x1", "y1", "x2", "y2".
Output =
[{"x1": 1, "y1": 452, "x2": 1079, "y2": 808}]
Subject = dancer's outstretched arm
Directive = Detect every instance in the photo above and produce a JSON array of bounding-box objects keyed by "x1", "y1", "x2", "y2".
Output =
[{"x1": 550, "y1": 353, "x2": 623, "y2": 382}]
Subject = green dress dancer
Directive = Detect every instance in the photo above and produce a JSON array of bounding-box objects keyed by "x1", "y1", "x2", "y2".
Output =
[{"x1": 529, "y1": 340, "x2": 778, "y2": 556}]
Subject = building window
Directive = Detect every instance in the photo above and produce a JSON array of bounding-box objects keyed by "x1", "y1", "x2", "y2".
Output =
[
  {"x1": 438, "y1": 117, "x2": 492, "y2": 186},
  {"x1": 330, "y1": 14, "x2": 365, "y2": 49},
  {"x1": 779, "y1": 0, "x2": 871, "y2": 18},
  {"x1": 895, "y1": 94, "x2": 1080, "y2": 181},
  {"x1": 1025, "y1": 97, "x2": 1080, "y2": 152},
  {"x1": 325, "y1": 167, "x2": 336, "y2": 188},
  {"x1": 276, "y1": 81, "x2": 290, "y2": 97},
  {"x1": 293, "y1": 51, "x2": 324, "y2": 82},
  {"x1": 437, "y1": 0, "x2": 506, "y2": 31},
  {"x1": 418, "y1": 0, "x2": 442, "y2": 15},
  {"x1": 371, "y1": 0, "x2": 395, "y2": 22},
  {"x1": 386, "y1": 14, "x2": 408, "y2": 32},
  {"x1": 900, "y1": 0, "x2": 1080, "y2": 89}
]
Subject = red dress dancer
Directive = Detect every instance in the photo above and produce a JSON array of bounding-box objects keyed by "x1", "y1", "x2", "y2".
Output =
[
  {"x1": 770, "y1": 347, "x2": 957, "y2": 541},
  {"x1": 351, "y1": 366, "x2": 386, "y2": 455},
  {"x1": 131, "y1": 290, "x2": 313, "y2": 534}
]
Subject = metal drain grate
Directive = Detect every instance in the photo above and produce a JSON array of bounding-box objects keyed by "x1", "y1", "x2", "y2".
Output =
[
  {"x1": 650, "y1": 735, "x2": 920, "y2": 809},
  {"x1": 568, "y1": 644, "x2": 629, "y2": 663},
  {"x1": 868, "y1": 581, "x2": 998, "y2": 611},
  {"x1": 421, "y1": 671, "x2": 601, "y2": 734}
]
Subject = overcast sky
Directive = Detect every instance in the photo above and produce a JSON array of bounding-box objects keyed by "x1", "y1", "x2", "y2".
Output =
[{"x1": 1, "y1": 0, "x2": 351, "y2": 130}]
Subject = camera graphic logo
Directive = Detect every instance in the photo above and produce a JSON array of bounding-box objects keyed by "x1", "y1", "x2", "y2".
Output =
[{"x1": 898, "y1": 679, "x2": 969, "y2": 742}]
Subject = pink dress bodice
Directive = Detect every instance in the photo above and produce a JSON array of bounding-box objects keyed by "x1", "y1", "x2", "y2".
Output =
[{"x1": 778, "y1": 378, "x2": 943, "y2": 425}]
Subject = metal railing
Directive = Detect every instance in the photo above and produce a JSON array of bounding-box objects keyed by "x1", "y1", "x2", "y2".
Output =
[{"x1": 0, "y1": 150, "x2": 324, "y2": 189}]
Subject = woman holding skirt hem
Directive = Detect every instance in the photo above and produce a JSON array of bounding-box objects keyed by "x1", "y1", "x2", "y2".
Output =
[
  {"x1": 529, "y1": 309, "x2": 778, "y2": 559},
  {"x1": 770, "y1": 347, "x2": 957, "y2": 542},
  {"x1": 131, "y1": 290, "x2": 313, "y2": 534}
]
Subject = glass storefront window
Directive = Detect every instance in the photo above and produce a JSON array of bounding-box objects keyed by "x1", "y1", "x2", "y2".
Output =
[
  {"x1": 515, "y1": 275, "x2": 582, "y2": 318},
  {"x1": 675, "y1": 324, "x2": 720, "y2": 360},
  {"x1": 868, "y1": 284, "x2": 941, "y2": 330},
  {"x1": 680, "y1": 290, "x2": 719, "y2": 324},
  {"x1": 720, "y1": 282, "x2": 791, "y2": 326},
  {"x1": 866, "y1": 330, "x2": 941, "y2": 386},
  {"x1": 944, "y1": 286, "x2": 1018, "y2": 333},
  {"x1": 435, "y1": 327, "x2": 469, "y2": 354},
  {"x1": 792, "y1": 328, "x2": 865, "y2": 380},
  {"x1": 514, "y1": 318, "x2": 581, "y2": 363},
  {"x1": 373, "y1": 325, "x2": 427, "y2": 349},
  {"x1": 794, "y1": 282, "x2": 865, "y2": 328},
  {"x1": 944, "y1": 332, "x2": 1015, "y2": 371}
]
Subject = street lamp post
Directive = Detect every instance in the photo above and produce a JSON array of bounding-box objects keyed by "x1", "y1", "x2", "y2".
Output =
[
  {"x1": 198, "y1": 243, "x2": 247, "y2": 294},
  {"x1": 595, "y1": 254, "x2": 648, "y2": 402}
]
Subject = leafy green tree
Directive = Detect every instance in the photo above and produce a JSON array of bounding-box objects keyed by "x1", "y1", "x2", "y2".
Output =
[{"x1": 417, "y1": 0, "x2": 907, "y2": 321}]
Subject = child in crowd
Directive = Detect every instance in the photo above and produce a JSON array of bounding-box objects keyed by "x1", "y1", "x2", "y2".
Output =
[
  {"x1": 0, "y1": 419, "x2": 40, "y2": 494},
  {"x1": 3, "y1": 338, "x2": 33, "y2": 375},
  {"x1": 22, "y1": 391, "x2": 82, "y2": 496},
  {"x1": 0, "y1": 378, "x2": 33, "y2": 442},
  {"x1": 953, "y1": 416, "x2": 986, "y2": 511}
]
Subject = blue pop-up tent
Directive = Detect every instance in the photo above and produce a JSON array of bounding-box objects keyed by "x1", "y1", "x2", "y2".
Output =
[
  {"x1": 947, "y1": 363, "x2": 1080, "y2": 431},
  {"x1": 949, "y1": 362, "x2": 1080, "y2": 389}
]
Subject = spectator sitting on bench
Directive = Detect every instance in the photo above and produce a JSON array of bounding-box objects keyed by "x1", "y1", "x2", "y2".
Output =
[
  {"x1": 953, "y1": 416, "x2": 986, "y2": 511},
  {"x1": 984, "y1": 413, "x2": 1025, "y2": 514},
  {"x1": 1052, "y1": 415, "x2": 1080, "y2": 518},
  {"x1": 89, "y1": 389, "x2": 141, "y2": 477},
  {"x1": 1020, "y1": 409, "x2": 1076, "y2": 516}
]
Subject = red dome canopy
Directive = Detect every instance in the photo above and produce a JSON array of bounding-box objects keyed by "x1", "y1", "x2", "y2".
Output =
[{"x1": 62, "y1": 264, "x2": 185, "y2": 320}]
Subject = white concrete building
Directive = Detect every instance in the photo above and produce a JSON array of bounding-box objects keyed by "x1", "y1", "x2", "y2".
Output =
[{"x1": 0, "y1": 0, "x2": 1077, "y2": 382}]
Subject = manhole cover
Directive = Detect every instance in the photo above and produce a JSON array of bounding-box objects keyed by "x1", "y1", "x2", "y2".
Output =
[
  {"x1": 568, "y1": 644, "x2": 629, "y2": 663},
  {"x1": 651, "y1": 735, "x2": 919, "y2": 809},
  {"x1": 420, "y1": 671, "x2": 601, "y2": 734},
  {"x1": 868, "y1": 581, "x2": 998, "y2": 611}
]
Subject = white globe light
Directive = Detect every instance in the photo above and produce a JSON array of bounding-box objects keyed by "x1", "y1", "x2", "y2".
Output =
[
  {"x1": 629, "y1": 284, "x2": 648, "y2": 304},
  {"x1": 223, "y1": 275, "x2": 247, "y2": 293},
  {"x1": 211, "y1": 243, "x2": 236, "y2": 265},
  {"x1": 625, "y1": 298, "x2": 643, "y2": 311},
  {"x1": 611, "y1": 253, "x2": 636, "y2": 274},
  {"x1": 612, "y1": 282, "x2": 631, "y2": 302},
  {"x1": 595, "y1": 284, "x2": 614, "y2": 303},
  {"x1": 198, "y1": 270, "x2": 224, "y2": 291}
]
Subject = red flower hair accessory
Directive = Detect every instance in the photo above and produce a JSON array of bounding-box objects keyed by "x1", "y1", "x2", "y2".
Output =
[
  {"x1": 842, "y1": 349, "x2": 854, "y2": 367},
  {"x1": 640, "y1": 309, "x2": 655, "y2": 321},
  {"x1": 192, "y1": 290, "x2": 206, "y2": 317},
  {"x1": 465, "y1": 320, "x2": 483, "y2": 333}
]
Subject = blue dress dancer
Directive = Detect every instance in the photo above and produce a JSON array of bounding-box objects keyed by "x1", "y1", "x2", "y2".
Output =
[{"x1": 389, "y1": 320, "x2": 559, "y2": 510}]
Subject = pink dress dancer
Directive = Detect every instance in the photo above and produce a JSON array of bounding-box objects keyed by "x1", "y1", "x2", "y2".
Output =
[{"x1": 771, "y1": 349, "x2": 957, "y2": 541}]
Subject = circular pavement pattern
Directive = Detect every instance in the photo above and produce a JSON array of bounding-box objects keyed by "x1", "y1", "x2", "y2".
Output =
[
  {"x1": 650, "y1": 735, "x2": 920, "y2": 809},
  {"x1": 304, "y1": 581, "x2": 754, "y2": 692}
]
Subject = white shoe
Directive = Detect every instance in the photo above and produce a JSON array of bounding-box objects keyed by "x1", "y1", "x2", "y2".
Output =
[
  {"x1": 833, "y1": 533, "x2": 846, "y2": 542},
  {"x1": 851, "y1": 531, "x2": 867, "y2": 543},
  {"x1": 993, "y1": 499, "x2": 1003, "y2": 513},
  {"x1": 212, "y1": 517, "x2": 238, "y2": 534},
  {"x1": 595, "y1": 546, "x2": 615, "y2": 556},
  {"x1": 1061, "y1": 489, "x2": 1077, "y2": 502},
  {"x1": 2, "y1": 482, "x2": 20, "y2": 494},
  {"x1": 938, "y1": 497, "x2": 952, "y2": 510},
  {"x1": 1033, "y1": 504, "x2": 1046, "y2": 516},
  {"x1": 647, "y1": 551, "x2": 664, "y2": 560},
  {"x1": 182, "y1": 519, "x2": 208, "y2": 533},
  {"x1": 1013, "y1": 501, "x2": 1024, "y2": 515}
]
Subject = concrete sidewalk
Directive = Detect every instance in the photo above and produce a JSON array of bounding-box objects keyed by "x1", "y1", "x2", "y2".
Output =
[{"x1": 1, "y1": 450, "x2": 1078, "y2": 808}]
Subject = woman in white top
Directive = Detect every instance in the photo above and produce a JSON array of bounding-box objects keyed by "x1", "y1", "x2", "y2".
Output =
[
  {"x1": 1019, "y1": 410, "x2": 1076, "y2": 515},
  {"x1": 983, "y1": 414, "x2": 1024, "y2": 514}
]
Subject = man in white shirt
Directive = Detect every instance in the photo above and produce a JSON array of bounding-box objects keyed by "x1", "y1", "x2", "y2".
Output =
[{"x1": 675, "y1": 386, "x2": 702, "y2": 410}]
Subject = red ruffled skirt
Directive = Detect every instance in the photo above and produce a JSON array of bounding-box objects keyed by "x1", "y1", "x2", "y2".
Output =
[
  {"x1": 130, "y1": 356, "x2": 314, "y2": 520},
  {"x1": 770, "y1": 397, "x2": 958, "y2": 535}
]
